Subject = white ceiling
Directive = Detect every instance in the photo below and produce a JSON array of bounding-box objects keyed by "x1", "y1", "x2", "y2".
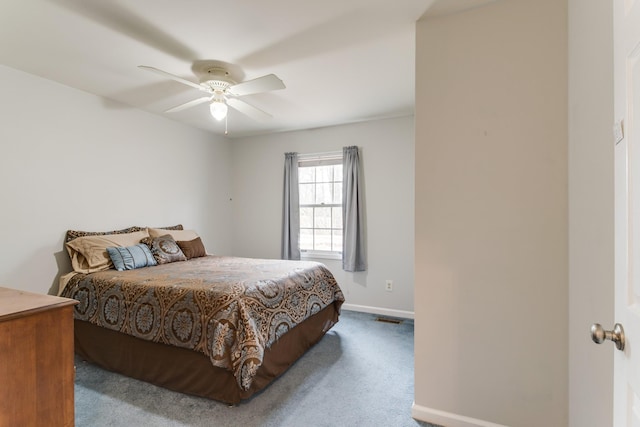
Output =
[{"x1": 0, "y1": 0, "x2": 491, "y2": 138}]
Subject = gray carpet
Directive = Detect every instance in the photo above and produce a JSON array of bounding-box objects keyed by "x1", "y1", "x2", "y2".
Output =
[{"x1": 75, "y1": 310, "x2": 437, "y2": 427}]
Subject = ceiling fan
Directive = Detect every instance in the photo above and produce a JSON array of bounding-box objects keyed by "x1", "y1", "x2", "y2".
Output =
[{"x1": 138, "y1": 61, "x2": 285, "y2": 122}]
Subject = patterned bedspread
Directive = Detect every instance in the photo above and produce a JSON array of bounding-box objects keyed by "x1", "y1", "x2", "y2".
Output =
[{"x1": 61, "y1": 256, "x2": 344, "y2": 390}]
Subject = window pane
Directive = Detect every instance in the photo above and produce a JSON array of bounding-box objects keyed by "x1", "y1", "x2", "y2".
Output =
[
  {"x1": 314, "y1": 207, "x2": 331, "y2": 228},
  {"x1": 300, "y1": 229, "x2": 313, "y2": 250},
  {"x1": 299, "y1": 167, "x2": 315, "y2": 183},
  {"x1": 333, "y1": 182, "x2": 342, "y2": 204},
  {"x1": 300, "y1": 207, "x2": 313, "y2": 228},
  {"x1": 316, "y1": 166, "x2": 333, "y2": 183},
  {"x1": 332, "y1": 230, "x2": 343, "y2": 252},
  {"x1": 316, "y1": 183, "x2": 333, "y2": 204},
  {"x1": 299, "y1": 183, "x2": 315, "y2": 205},
  {"x1": 334, "y1": 164, "x2": 343, "y2": 181},
  {"x1": 332, "y1": 207, "x2": 342, "y2": 229},
  {"x1": 314, "y1": 229, "x2": 331, "y2": 251}
]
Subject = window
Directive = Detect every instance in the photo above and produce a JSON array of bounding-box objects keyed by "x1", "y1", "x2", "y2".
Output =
[{"x1": 298, "y1": 153, "x2": 342, "y2": 259}]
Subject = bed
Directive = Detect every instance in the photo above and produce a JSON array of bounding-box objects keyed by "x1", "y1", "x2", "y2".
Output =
[{"x1": 58, "y1": 225, "x2": 344, "y2": 404}]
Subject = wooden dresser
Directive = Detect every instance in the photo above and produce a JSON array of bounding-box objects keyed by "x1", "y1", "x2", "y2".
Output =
[{"x1": 0, "y1": 287, "x2": 78, "y2": 427}]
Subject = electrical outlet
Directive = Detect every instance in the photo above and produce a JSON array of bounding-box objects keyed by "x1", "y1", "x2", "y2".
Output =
[{"x1": 385, "y1": 280, "x2": 393, "y2": 292}]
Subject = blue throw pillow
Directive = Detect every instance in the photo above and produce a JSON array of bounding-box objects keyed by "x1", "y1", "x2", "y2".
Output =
[{"x1": 107, "y1": 244, "x2": 157, "y2": 271}]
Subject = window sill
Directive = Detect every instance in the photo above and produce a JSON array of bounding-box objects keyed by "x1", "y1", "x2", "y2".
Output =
[{"x1": 300, "y1": 251, "x2": 342, "y2": 261}]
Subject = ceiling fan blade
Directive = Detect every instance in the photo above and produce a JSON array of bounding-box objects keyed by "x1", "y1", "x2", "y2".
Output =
[
  {"x1": 165, "y1": 96, "x2": 212, "y2": 113},
  {"x1": 138, "y1": 66, "x2": 204, "y2": 91},
  {"x1": 228, "y1": 74, "x2": 285, "y2": 96},
  {"x1": 227, "y1": 98, "x2": 273, "y2": 121}
]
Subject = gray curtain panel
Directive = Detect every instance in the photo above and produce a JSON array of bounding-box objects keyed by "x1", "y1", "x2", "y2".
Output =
[
  {"x1": 282, "y1": 152, "x2": 301, "y2": 260},
  {"x1": 342, "y1": 146, "x2": 367, "y2": 271}
]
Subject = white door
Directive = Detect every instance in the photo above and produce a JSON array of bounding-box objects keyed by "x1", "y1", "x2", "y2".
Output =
[{"x1": 613, "y1": 0, "x2": 640, "y2": 425}]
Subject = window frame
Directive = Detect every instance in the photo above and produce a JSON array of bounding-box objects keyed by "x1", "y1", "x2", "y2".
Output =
[{"x1": 297, "y1": 151, "x2": 343, "y2": 260}]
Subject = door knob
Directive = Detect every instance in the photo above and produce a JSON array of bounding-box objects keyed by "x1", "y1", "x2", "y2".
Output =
[{"x1": 591, "y1": 323, "x2": 625, "y2": 351}]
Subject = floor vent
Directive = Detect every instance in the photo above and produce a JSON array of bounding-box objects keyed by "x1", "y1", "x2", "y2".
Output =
[{"x1": 375, "y1": 317, "x2": 403, "y2": 325}]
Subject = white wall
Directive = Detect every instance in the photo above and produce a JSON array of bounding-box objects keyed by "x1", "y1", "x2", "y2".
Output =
[
  {"x1": 414, "y1": 1, "x2": 568, "y2": 426},
  {"x1": 230, "y1": 117, "x2": 415, "y2": 316},
  {"x1": 0, "y1": 65, "x2": 233, "y2": 295},
  {"x1": 568, "y1": 1, "x2": 614, "y2": 426}
]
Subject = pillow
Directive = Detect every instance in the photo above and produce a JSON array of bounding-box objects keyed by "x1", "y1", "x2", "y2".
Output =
[
  {"x1": 177, "y1": 237, "x2": 207, "y2": 259},
  {"x1": 65, "y1": 225, "x2": 182, "y2": 243},
  {"x1": 66, "y1": 229, "x2": 150, "y2": 273},
  {"x1": 148, "y1": 228, "x2": 199, "y2": 241},
  {"x1": 140, "y1": 224, "x2": 184, "y2": 232},
  {"x1": 65, "y1": 226, "x2": 143, "y2": 243},
  {"x1": 107, "y1": 244, "x2": 157, "y2": 271},
  {"x1": 141, "y1": 234, "x2": 187, "y2": 264}
]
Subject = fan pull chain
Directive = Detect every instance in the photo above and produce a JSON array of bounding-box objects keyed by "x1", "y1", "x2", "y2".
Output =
[{"x1": 225, "y1": 114, "x2": 228, "y2": 135}]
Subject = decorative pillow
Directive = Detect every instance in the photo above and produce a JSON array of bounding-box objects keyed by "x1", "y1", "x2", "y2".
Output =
[
  {"x1": 65, "y1": 229, "x2": 151, "y2": 273},
  {"x1": 141, "y1": 234, "x2": 187, "y2": 265},
  {"x1": 65, "y1": 226, "x2": 143, "y2": 243},
  {"x1": 107, "y1": 244, "x2": 157, "y2": 271},
  {"x1": 177, "y1": 237, "x2": 207, "y2": 259},
  {"x1": 148, "y1": 228, "x2": 198, "y2": 241},
  {"x1": 66, "y1": 225, "x2": 182, "y2": 243}
]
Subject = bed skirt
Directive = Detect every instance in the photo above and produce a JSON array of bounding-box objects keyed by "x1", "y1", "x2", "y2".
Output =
[{"x1": 74, "y1": 302, "x2": 340, "y2": 405}]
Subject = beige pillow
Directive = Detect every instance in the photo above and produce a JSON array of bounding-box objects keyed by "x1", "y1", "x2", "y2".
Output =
[
  {"x1": 66, "y1": 229, "x2": 150, "y2": 273},
  {"x1": 148, "y1": 228, "x2": 199, "y2": 241}
]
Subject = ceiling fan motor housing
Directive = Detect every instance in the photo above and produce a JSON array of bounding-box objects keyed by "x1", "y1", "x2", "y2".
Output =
[{"x1": 198, "y1": 67, "x2": 236, "y2": 93}]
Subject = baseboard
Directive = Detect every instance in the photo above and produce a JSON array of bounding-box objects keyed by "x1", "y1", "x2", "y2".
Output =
[
  {"x1": 341, "y1": 303, "x2": 414, "y2": 319},
  {"x1": 411, "y1": 402, "x2": 509, "y2": 427}
]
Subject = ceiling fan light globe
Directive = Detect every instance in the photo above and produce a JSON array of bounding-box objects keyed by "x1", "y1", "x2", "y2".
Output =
[{"x1": 210, "y1": 101, "x2": 228, "y2": 121}]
